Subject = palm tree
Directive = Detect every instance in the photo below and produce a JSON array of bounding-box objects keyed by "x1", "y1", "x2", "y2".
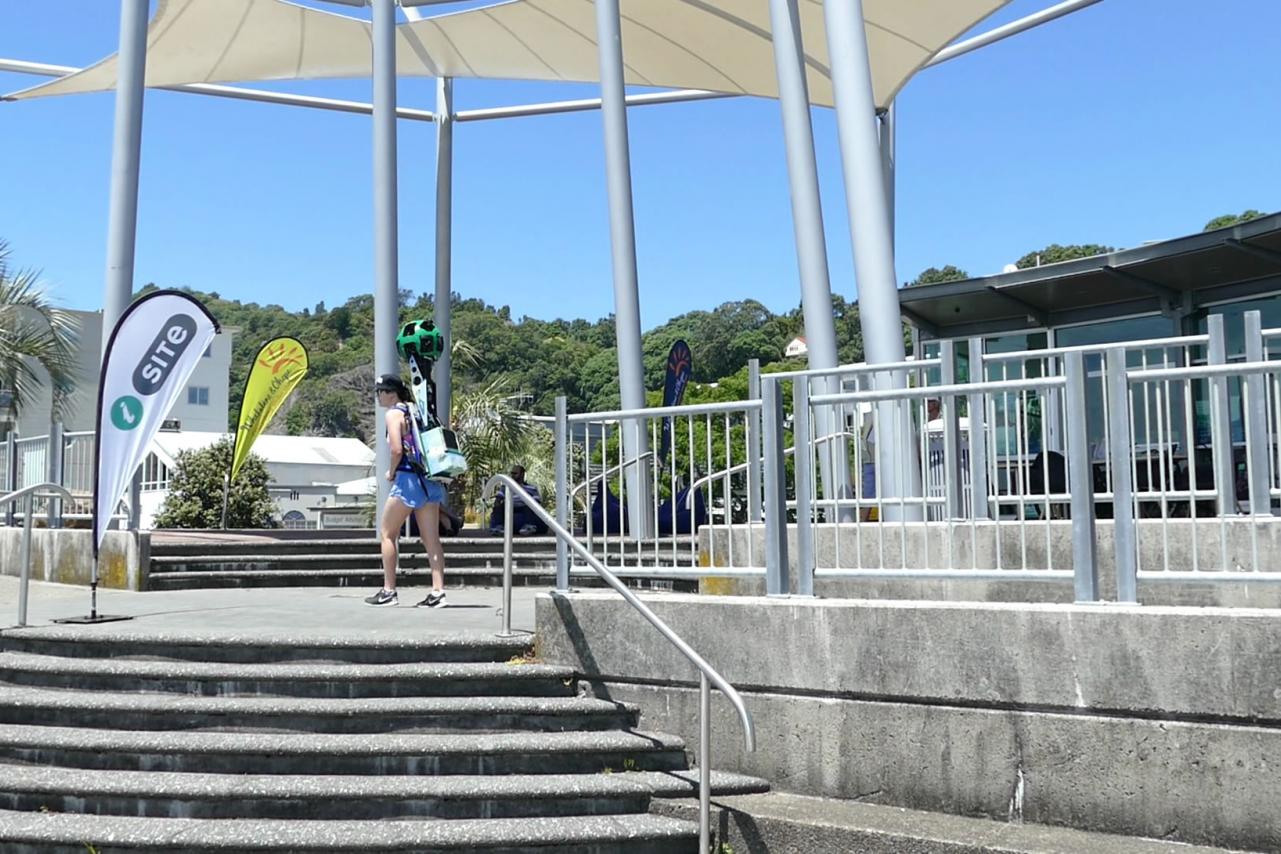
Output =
[
  {"x1": 0, "y1": 240, "x2": 79, "y2": 427},
  {"x1": 450, "y1": 379, "x2": 554, "y2": 517}
]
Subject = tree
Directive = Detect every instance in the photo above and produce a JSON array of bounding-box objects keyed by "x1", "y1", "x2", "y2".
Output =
[
  {"x1": 153, "y1": 437, "x2": 277, "y2": 529},
  {"x1": 450, "y1": 380, "x2": 555, "y2": 515},
  {"x1": 909, "y1": 265, "x2": 969, "y2": 286},
  {"x1": 0, "y1": 240, "x2": 78, "y2": 425},
  {"x1": 327, "y1": 305, "x2": 353, "y2": 341},
  {"x1": 1015, "y1": 244, "x2": 1114, "y2": 269},
  {"x1": 1204, "y1": 210, "x2": 1265, "y2": 232}
]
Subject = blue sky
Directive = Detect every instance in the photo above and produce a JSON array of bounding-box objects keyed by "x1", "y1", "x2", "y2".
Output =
[{"x1": 1, "y1": 1, "x2": 1277, "y2": 330}]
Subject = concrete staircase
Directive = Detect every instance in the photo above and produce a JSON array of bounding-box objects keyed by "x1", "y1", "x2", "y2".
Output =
[
  {"x1": 0, "y1": 628, "x2": 766, "y2": 853},
  {"x1": 145, "y1": 534, "x2": 699, "y2": 592}
]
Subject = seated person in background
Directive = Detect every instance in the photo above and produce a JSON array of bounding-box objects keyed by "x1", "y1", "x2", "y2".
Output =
[{"x1": 489, "y1": 465, "x2": 549, "y2": 536}]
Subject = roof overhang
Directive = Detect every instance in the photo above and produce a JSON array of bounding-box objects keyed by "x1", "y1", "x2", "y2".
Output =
[
  {"x1": 898, "y1": 213, "x2": 1281, "y2": 339},
  {"x1": 5, "y1": 0, "x2": 1010, "y2": 109}
]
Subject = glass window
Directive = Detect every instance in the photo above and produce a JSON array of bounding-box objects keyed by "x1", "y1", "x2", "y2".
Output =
[{"x1": 187, "y1": 387, "x2": 209, "y2": 406}]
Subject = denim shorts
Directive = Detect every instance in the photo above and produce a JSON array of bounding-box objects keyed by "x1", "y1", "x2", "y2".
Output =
[{"x1": 389, "y1": 470, "x2": 446, "y2": 509}]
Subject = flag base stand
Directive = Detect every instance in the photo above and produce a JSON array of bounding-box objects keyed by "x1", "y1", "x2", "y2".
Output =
[
  {"x1": 53, "y1": 614, "x2": 134, "y2": 625},
  {"x1": 52, "y1": 579, "x2": 134, "y2": 625}
]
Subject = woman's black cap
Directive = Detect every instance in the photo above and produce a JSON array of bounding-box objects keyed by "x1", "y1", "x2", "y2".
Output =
[{"x1": 374, "y1": 374, "x2": 409, "y2": 394}]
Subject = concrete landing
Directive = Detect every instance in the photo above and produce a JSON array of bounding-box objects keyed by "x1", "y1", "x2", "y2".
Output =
[{"x1": 0, "y1": 576, "x2": 541, "y2": 638}]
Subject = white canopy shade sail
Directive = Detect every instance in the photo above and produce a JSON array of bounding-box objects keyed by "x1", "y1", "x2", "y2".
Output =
[{"x1": 7, "y1": 0, "x2": 1009, "y2": 108}]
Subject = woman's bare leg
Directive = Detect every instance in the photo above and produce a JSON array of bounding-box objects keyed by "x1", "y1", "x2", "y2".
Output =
[
  {"x1": 413, "y1": 503, "x2": 445, "y2": 592},
  {"x1": 380, "y1": 498, "x2": 413, "y2": 590}
]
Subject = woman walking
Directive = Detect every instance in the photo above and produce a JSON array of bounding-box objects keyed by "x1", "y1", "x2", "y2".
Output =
[{"x1": 364, "y1": 374, "x2": 447, "y2": 608}]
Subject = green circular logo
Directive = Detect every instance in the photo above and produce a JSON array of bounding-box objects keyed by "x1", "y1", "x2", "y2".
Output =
[{"x1": 111, "y1": 395, "x2": 144, "y2": 431}]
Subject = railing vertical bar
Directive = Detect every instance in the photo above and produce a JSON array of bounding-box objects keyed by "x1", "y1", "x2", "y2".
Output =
[
  {"x1": 793, "y1": 376, "x2": 814, "y2": 595},
  {"x1": 761, "y1": 378, "x2": 789, "y2": 595},
  {"x1": 554, "y1": 397, "x2": 569, "y2": 591},
  {"x1": 1064, "y1": 352, "x2": 1098, "y2": 601},
  {"x1": 1107, "y1": 348, "x2": 1138, "y2": 603}
]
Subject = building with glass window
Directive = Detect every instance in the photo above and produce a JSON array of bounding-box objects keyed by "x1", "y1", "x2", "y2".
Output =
[
  {"x1": 898, "y1": 213, "x2": 1281, "y2": 461},
  {"x1": 12, "y1": 309, "x2": 233, "y2": 438}
]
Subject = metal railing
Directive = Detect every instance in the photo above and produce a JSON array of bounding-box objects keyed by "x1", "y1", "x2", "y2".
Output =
[
  {"x1": 556, "y1": 398, "x2": 766, "y2": 578},
  {"x1": 790, "y1": 354, "x2": 1097, "y2": 601},
  {"x1": 1, "y1": 482, "x2": 74, "y2": 627},
  {"x1": 482, "y1": 474, "x2": 755, "y2": 852}
]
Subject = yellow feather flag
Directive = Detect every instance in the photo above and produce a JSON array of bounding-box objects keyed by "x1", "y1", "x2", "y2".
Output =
[{"x1": 230, "y1": 337, "x2": 309, "y2": 481}]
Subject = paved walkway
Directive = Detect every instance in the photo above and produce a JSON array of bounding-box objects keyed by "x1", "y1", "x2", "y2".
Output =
[{"x1": 0, "y1": 577, "x2": 541, "y2": 640}]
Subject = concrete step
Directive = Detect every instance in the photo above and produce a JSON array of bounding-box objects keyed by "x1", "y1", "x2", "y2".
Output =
[
  {"x1": 0, "y1": 809, "x2": 699, "y2": 853},
  {"x1": 147, "y1": 554, "x2": 561, "y2": 572},
  {"x1": 150, "y1": 537, "x2": 561, "y2": 558},
  {"x1": 0, "y1": 652, "x2": 578, "y2": 699},
  {"x1": 0, "y1": 764, "x2": 768, "y2": 821},
  {"x1": 655, "y1": 792, "x2": 1247, "y2": 854},
  {"x1": 0, "y1": 686, "x2": 640, "y2": 734},
  {"x1": 0, "y1": 724, "x2": 692, "y2": 776},
  {"x1": 0, "y1": 627, "x2": 531, "y2": 664},
  {"x1": 144, "y1": 566, "x2": 699, "y2": 592}
]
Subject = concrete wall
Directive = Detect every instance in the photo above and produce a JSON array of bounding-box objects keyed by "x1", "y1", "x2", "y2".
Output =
[
  {"x1": 536, "y1": 592, "x2": 1281, "y2": 852},
  {"x1": 0, "y1": 529, "x2": 146, "y2": 590},
  {"x1": 700, "y1": 518, "x2": 1281, "y2": 607}
]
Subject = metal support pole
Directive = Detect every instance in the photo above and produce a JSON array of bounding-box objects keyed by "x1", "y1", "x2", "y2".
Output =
[
  {"x1": 822, "y1": 0, "x2": 921, "y2": 513},
  {"x1": 433, "y1": 77, "x2": 455, "y2": 426},
  {"x1": 792, "y1": 377, "x2": 815, "y2": 596},
  {"x1": 1064, "y1": 352, "x2": 1098, "y2": 601},
  {"x1": 102, "y1": 0, "x2": 150, "y2": 344},
  {"x1": 1243, "y1": 311, "x2": 1271, "y2": 515},
  {"x1": 594, "y1": 0, "x2": 652, "y2": 539},
  {"x1": 699, "y1": 671, "x2": 711, "y2": 854},
  {"x1": 746, "y1": 359, "x2": 764, "y2": 522},
  {"x1": 500, "y1": 493, "x2": 515, "y2": 637},
  {"x1": 1106, "y1": 348, "x2": 1137, "y2": 603},
  {"x1": 1207, "y1": 314, "x2": 1235, "y2": 516},
  {"x1": 372, "y1": 0, "x2": 401, "y2": 516},
  {"x1": 761, "y1": 378, "x2": 790, "y2": 595},
  {"x1": 6, "y1": 432, "x2": 16, "y2": 528},
  {"x1": 46, "y1": 420, "x2": 64, "y2": 528},
  {"x1": 966, "y1": 338, "x2": 991, "y2": 519},
  {"x1": 939, "y1": 341, "x2": 963, "y2": 519},
  {"x1": 18, "y1": 493, "x2": 34, "y2": 627},
  {"x1": 554, "y1": 396, "x2": 570, "y2": 592},
  {"x1": 127, "y1": 472, "x2": 141, "y2": 531},
  {"x1": 766, "y1": 0, "x2": 843, "y2": 508},
  {"x1": 879, "y1": 103, "x2": 895, "y2": 248}
]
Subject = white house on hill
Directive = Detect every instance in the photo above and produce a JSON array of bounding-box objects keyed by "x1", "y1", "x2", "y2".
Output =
[
  {"x1": 784, "y1": 336, "x2": 808, "y2": 358},
  {"x1": 139, "y1": 431, "x2": 375, "y2": 529}
]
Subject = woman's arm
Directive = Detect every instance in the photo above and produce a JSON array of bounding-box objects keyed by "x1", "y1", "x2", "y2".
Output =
[{"x1": 385, "y1": 407, "x2": 405, "y2": 477}]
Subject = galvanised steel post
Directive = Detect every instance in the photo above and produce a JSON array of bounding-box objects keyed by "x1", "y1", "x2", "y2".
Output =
[
  {"x1": 594, "y1": 0, "x2": 652, "y2": 539},
  {"x1": 766, "y1": 0, "x2": 843, "y2": 509},
  {"x1": 761, "y1": 378, "x2": 790, "y2": 595},
  {"x1": 792, "y1": 376, "x2": 815, "y2": 596},
  {"x1": 939, "y1": 341, "x2": 963, "y2": 519},
  {"x1": 879, "y1": 103, "x2": 895, "y2": 247},
  {"x1": 47, "y1": 420, "x2": 64, "y2": 528},
  {"x1": 1064, "y1": 352, "x2": 1098, "y2": 602},
  {"x1": 372, "y1": 0, "x2": 400, "y2": 515},
  {"x1": 1206, "y1": 314, "x2": 1234, "y2": 517},
  {"x1": 822, "y1": 0, "x2": 921, "y2": 516},
  {"x1": 746, "y1": 359, "x2": 763, "y2": 522},
  {"x1": 555, "y1": 396, "x2": 570, "y2": 591},
  {"x1": 4, "y1": 432, "x2": 15, "y2": 527},
  {"x1": 433, "y1": 77, "x2": 454, "y2": 426},
  {"x1": 1105, "y1": 348, "x2": 1137, "y2": 603},
  {"x1": 966, "y1": 338, "x2": 991, "y2": 519},
  {"x1": 102, "y1": 0, "x2": 150, "y2": 346},
  {"x1": 1243, "y1": 311, "x2": 1270, "y2": 515}
]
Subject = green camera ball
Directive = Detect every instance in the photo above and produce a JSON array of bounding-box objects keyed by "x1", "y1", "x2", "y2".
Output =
[{"x1": 396, "y1": 319, "x2": 443, "y2": 360}]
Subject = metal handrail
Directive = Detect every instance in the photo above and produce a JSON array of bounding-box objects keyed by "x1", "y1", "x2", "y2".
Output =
[
  {"x1": 685, "y1": 431, "x2": 859, "y2": 495},
  {"x1": 982, "y1": 333, "x2": 1210, "y2": 364},
  {"x1": 483, "y1": 474, "x2": 755, "y2": 851},
  {"x1": 568, "y1": 451, "x2": 654, "y2": 509},
  {"x1": 566, "y1": 398, "x2": 762, "y2": 424},
  {"x1": 1, "y1": 482, "x2": 74, "y2": 627},
  {"x1": 766, "y1": 355, "x2": 939, "y2": 382}
]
